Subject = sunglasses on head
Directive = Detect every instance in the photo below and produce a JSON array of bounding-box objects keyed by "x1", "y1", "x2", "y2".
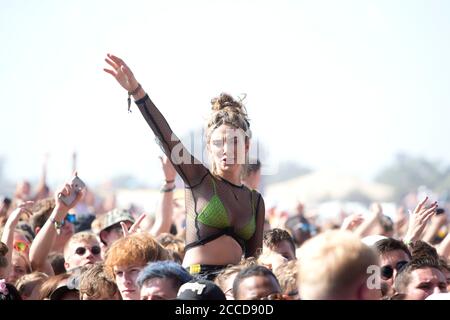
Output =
[
  {"x1": 381, "y1": 261, "x2": 408, "y2": 280},
  {"x1": 13, "y1": 240, "x2": 29, "y2": 252},
  {"x1": 75, "y1": 245, "x2": 101, "y2": 256}
]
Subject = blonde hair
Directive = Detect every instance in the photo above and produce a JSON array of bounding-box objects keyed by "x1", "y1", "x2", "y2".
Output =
[
  {"x1": 206, "y1": 93, "x2": 252, "y2": 176},
  {"x1": 273, "y1": 260, "x2": 298, "y2": 295},
  {"x1": 297, "y1": 230, "x2": 378, "y2": 300},
  {"x1": 63, "y1": 231, "x2": 99, "y2": 259},
  {"x1": 104, "y1": 233, "x2": 169, "y2": 279}
]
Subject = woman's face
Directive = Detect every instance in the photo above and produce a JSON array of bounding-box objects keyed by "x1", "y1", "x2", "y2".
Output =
[
  {"x1": 7, "y1": 253, "x2": 29, "y2": 284},
  {"x1": 209, "y1": 124, "x2": 249, "y2": 175}
]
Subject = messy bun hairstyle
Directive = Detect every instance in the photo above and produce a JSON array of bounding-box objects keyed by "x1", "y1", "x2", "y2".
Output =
[{"x1": 206, "y1": 93, "x2": 252, "y2": 176}]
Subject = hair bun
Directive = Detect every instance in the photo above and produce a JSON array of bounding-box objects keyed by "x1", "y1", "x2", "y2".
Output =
[{"x1": 211, "y1": 93, "x2": 246, "y2": 114}]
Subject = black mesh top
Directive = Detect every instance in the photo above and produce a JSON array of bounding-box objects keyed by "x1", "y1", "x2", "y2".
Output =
[{"x1": 135, "y1": 94, "x2": 265, "y2": 258}]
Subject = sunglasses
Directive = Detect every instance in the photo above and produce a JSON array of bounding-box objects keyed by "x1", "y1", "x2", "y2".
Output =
[
  {"x1": 381, "y1": 261, "x2": 408, "y2": 280},
  {"x1": 13, "y1": 240, "x2": 29, "y2": 252},
  {"x1": 75, "y1": 245, "x2": 101, "y2": 256}
]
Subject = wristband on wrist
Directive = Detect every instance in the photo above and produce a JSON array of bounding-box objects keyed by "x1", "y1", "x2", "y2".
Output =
[
  {"x1": 164, "y1": 179, "x2": 175, "y2": 184},
  {"x1": 160, "y1": 185, "x2": 176, "y2": 193},
  {"x1": 51, "y1": 218, "x2": 64, "y2": 235},
  {"x1": 127, "y1": 83, "x2": 142, "y2": 113}
]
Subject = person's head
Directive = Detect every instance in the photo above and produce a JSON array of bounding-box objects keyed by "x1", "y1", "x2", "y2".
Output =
[
  {"x1": 49, "y1": 273, "x2": 80, "y2": 300},
  {"x1": 63, "y1": 231, "x2": 102, "y2": 272},
  {"x1": 104, "y1": 233, "x2": 169, "y2": 300},
  {"x1": 263, "y1": 228, "x2": 296, "y2": 261},
  {"x1": 99, "y1": 209, "x2": 134, "y2": 247},
  {"x1": 242, "y1": 159, "x2": 262, "y2": 190},
  {"x1": 137, "y1": 261, "x2": 192, "y2": 300},
  {"x1": 0, "y1": 279, "x2": 22, "y2": 300},
  {"x1": 439, "y1": 257, "x2": 450, "y2": 291},
  {"x1": 285, "y1": 215, "x2": 313, "y2": 247},
  {"x1": 409, "y1": 240, "x2": 439, "y2": 260},
  {"x1": 79, "y1": 263, "x2": 120, "y2": 300},
  {"x1": 38, "y1": 273, "x2": 71, "y2": 300},
  {"x1": 233, "y1": 265, "x2": 282, "y2": 300},
  {"x1": 6, "y1": 251, "x2": 31, "y2": 285},
  {"x1": 155, "y1": 233, "x2": 185, "y2": 262},
  {"x1": 206, "y1": 93, "x2": 251, "y2": 179},
  {"x1": 177, "y1": 279, "x2": 226, "y2": 300},
  {"x1": 394, "y1": 258, "x2": 447, "y2": 300},
  {"x1": 15, "y1": 272, "x2": 48, "y2": 300},
  {"x1": 273, "y1": 260, "x2": 299, "y2": 300},
  {"x1": 298, "y1": 230, "x2": 380, "y2": 300},
  {"x1": 215, "y1": 265, "x2": 247, "y2": 300},
  {"x1": 374, "y1": 238, "x2": 412, "y2": 295}
]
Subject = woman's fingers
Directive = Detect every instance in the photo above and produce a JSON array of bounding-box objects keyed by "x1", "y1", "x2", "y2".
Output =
[
  {"x1": 414, "y1": 196, "x2": 429, "y2": 214},
  {"x1": 120, "y1": 221, "x2": 129, "y2": 237},
  {"x1": 129, "y1": 213, "x2": 146, "y2": 233},
  {"x1": 105, "y1": 57, "x2": 119, "y2": 70},
  {"x1": 103, "y1": 68, "x2": 117, "y2": 77},
  {"x1": 108, "y1": 53, "x2": 124, "y2": 66}
]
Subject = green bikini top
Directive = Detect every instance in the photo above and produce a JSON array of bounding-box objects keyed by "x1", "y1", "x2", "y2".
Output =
[{"x1": 194, "y1": 178, "x2": 256, "y2": 241}]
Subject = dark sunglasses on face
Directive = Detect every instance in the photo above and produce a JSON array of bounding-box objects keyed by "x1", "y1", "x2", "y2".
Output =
[
  {"x1": 75, "y1": 245, "x2": 101, "y2": 256},
  {"x1": 381, "y1": 261, "x2": 408, "y2": 280}
]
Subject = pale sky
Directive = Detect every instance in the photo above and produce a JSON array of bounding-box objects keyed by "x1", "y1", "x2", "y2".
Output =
[{"x1": 1, "y1": 0, "x2": 450, "y2": 189}]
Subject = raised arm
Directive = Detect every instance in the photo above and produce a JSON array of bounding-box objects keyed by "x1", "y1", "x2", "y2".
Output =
[
  {"x1": 150, "y1": 156, "x2": 176, "y2": 237},
  {"x1": 29, "y1": 178, "x2": 83, "y2": 274},
  {"x1": 104, "y1": 54, "x2": 208, "y2": 187},
  {"x1": 0, "y1": 201, "x2": 34, "y2": 277},
  {"x1": 245, "y1": 193, "x2": 265, "y2": 258}
]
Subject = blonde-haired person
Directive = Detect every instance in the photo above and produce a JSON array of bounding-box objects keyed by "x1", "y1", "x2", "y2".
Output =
[
  {"x1": 214, "y1": 257, "x2": 259, "y2": 300},
  {"x1": 15, "y1": 271, "x2": 48, "y2": 300},
  {"x1": 104, "y1": 54, "x2": 265, "y2": 280},
  {"x1": 273, "y1": 260, "x2": 299, "y2": 300},
  {"x1": 63, "y1": 231, "x2": 102, "y2": 272},
  {"x1": 104, "y1": 233, "x2": 169, "y2": 300},
  {"x1": 297, "y1": 230, "x2": 381, "y2": 300}
]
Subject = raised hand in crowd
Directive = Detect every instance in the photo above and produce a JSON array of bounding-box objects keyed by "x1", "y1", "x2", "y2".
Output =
[
  {"x1": 403, "y1": 196, "x2": 438, "y2": 245},
  {"x1": 121, "y1": 213, "x2": 147, "y2": 237},
  {"x1": 149, "y1": 155, "x2": 177, "y2": 237},
  {"x1": 29, "y1": 174, "x2": 84, "y2": 275},
  {"x1": 103, "y1": 53, "x2": 145, "y2": 101},
  {"x1": 1, "y1": 201, "x2": 34, "y2": 277}
]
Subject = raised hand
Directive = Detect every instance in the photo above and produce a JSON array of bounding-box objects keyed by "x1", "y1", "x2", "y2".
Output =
[
  {"x1": 55, "y1": 176, "x2": 84, "y2": 214},
  {"x1": 159, "y1": 155, "x2": 176, "y2": 182},
  {"x1": 341, "y1": 213, "x2": 364, "y2": 231},
  {"x1": 404, "y1": 197, "x2": 438, "y2": 244},
  {"x1": 121, "y1": 213, "x2": 147, "y2": 237},
  {"x1": 103, "y1": 53, "x2": 139, "y2": 92},
  {"x1": 8, "y1": 201, "x2": 34, "y2": 225}
]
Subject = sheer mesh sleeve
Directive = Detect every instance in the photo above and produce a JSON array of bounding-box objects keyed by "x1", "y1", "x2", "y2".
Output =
[
  {"x1": 135, "y1": 94, "x2": 208, "y2": 187},
  {"x1": 245, "y1": 193, "x2": 265, "y2": 258}
]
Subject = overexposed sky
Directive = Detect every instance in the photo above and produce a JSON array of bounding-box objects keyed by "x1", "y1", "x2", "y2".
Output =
[{"x1": 1, "y1": 0, "x2": 450, "y2": 189}]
